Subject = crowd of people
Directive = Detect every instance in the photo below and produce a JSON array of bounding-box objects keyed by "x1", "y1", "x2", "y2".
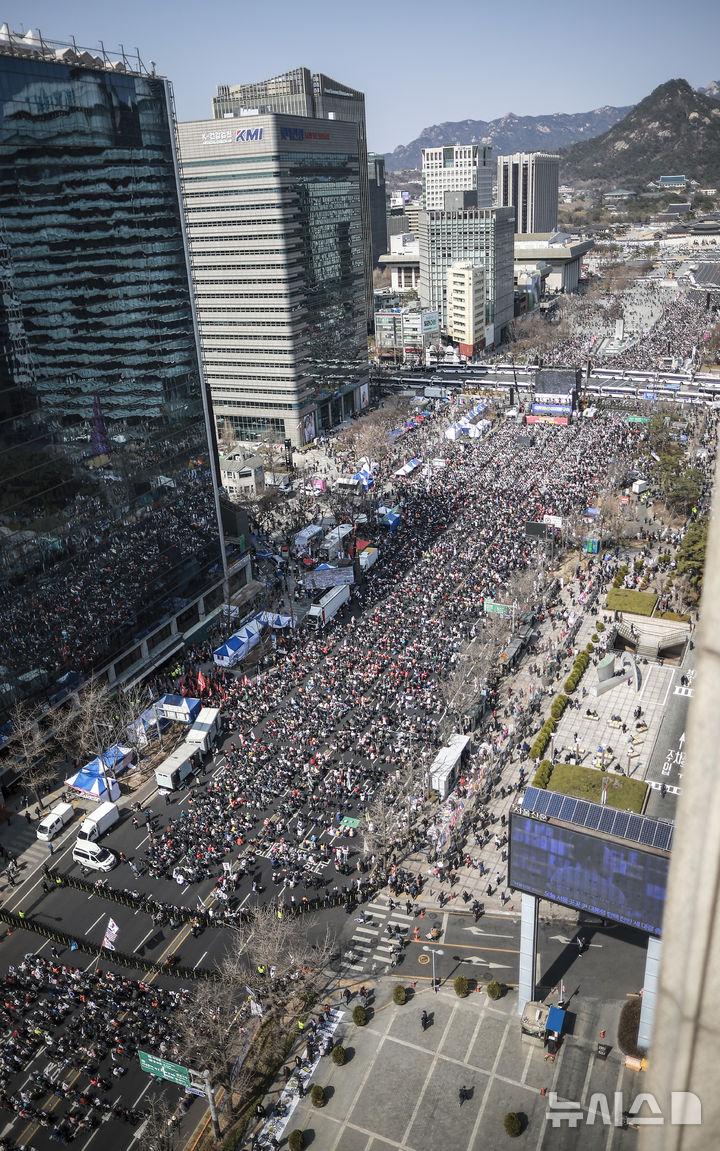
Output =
[
  {"x1": 132, "y1": 411, "x2": 642, "y2": 910},
  {"x1": 0, "y1": 953, "x2": 190, "y2": 1143}
]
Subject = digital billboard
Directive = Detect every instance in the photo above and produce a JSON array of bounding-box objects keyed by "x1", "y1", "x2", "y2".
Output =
[{"x1": 509, "y1": 812, "x2": 669, "y2": 936}]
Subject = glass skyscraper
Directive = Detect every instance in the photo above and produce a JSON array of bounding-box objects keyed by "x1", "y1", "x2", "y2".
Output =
[
  {"x1": 177, "y1": 113, "x2": 369, "y2": 446},
  {"x1": 0, "y1": 31, "x2": 243, "y2": 715}
]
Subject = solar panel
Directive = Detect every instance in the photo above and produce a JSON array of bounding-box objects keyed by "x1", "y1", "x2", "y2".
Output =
[
  {"x1": 627, "y1": 816, "x2": 643, "y2": 841},
  {"x1": 546, "y1": 793, "x2": 564, "y2": 819},
  {"x1": 638, "y1": 822, "x2": 656, "y2": 846},
  {"x1": 559, "y1": 797, "x2": 577, "y2": 822},
  {"x1": 518, "y1": 784, "x2": 673, "y2": 855}
]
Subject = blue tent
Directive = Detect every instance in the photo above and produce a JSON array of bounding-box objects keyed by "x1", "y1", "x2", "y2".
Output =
[{"x1": 84, "y1": 745, "x2": 133, "y2": 776}]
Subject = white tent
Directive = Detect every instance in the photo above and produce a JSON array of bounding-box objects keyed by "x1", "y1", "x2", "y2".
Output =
[
  {"x1": 444, "y1": 425, "x2": 462, "y2": 440},
  {"x1": 213, "y1": 619, "x2": 264, "y2": 667}
]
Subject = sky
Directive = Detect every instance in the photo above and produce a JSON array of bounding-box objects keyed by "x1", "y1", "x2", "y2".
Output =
[{"x1": 5, "y1": 0, "x2": 720, "y2": 154}]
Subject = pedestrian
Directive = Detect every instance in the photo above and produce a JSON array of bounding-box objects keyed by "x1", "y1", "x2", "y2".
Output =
[
  {"x1": 343, "y1": 987, "x2": 351, "y2": 1004},
  {"x1": 48, "y1": 842, "x2": 54, "y2": 855},
  {"x1": 458, "y1": 1085, "x2": 468, "y2": 1107},
  {"x1": 421, "y1": 1010, "x2": 428, "y2": 1032}
]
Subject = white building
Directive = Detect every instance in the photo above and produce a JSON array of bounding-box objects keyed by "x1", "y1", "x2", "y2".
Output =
[
  {"x1": 374, "y1": 307, "x2": 439, "y2": 361},
  {"x1": 219, "y1": 452, "x2": 266, "y2": 498},
  {"x1": 497, "y1": 152, "x2": 560, "y2": 235},
  {"x1": 378, "y1": 233, "x2": 421, "y2": 293},
  {"x1": 422, "y1": 144, "x2": 493, "y2": 211}
]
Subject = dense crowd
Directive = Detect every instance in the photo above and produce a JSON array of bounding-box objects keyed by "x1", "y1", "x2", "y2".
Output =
[
  {"x1": 0, "y1": 953, "x2": 190, "y2": 1143},
  {"x1": 138, "y1": 413, "x2": 642, "y2": 904}
]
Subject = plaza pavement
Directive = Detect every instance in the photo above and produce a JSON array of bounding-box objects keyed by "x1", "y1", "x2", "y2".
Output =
[{"x1": 256, "y1": 974, "x2": 642, "y2": 1151}]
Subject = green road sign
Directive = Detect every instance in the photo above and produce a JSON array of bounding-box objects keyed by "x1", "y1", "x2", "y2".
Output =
[
  {"x1": 138, "y1": 1050, "x2": 190, "y2": 1086},
  {"x1": 339, "y1": 816, "x2": 360, "y2": 829},
  {"x1": 627, "y1": 415, "x2": 650, "y2": 424},
  {"x1": 484, "y1": 600, "x2": 510, "y2": 617}
]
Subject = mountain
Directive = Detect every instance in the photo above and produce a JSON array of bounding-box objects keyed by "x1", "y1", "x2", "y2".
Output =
[
  {"x1": 698, "y1": 81, "x2": 720, "y2": 101},
  {"x1": 560, "y1": 79, "x2": 720, "y2": 186},
  {"x1": 384, "y1": 105, "x2": 631, "y2": 172}
]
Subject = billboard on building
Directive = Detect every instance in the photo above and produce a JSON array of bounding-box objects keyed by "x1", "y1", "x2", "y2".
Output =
[
  {"x1": 359, "y1": 382, "x2": 369, "y2": 409},
  {"x1": 421, "y1": 312, "x2": 440, "y2": 334},
  {"x1": 303, "y1": 412, "x2": 317, "y2": 444},
  {"x1": 509, "y1": 811, "x2": 669, "y2": 936}
]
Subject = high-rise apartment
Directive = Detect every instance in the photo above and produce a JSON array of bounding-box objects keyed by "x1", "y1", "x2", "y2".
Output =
[
  {"x1": 497, "y1": 152, "x2": 560, "y2": 234},
  {"x1": 213, "y1": 68, "x2": 373, "y2": 323},
  {"x1": 421, "y1": 144, "x2": 493, "y2": 211},
  {"x1": 0, "y1": 27, "x2": 248, "y2": 712},
  {"x1": 418, "y1": 193, "x2": 515, "y2": 347},
  {"x1": 176, "y1": 113, "x2": 369, "y2": 447}
]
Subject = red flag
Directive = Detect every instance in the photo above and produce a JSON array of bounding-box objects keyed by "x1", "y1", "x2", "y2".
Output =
[{"x1": 197, "y1": 669, "x2": 207, "y2": 693}]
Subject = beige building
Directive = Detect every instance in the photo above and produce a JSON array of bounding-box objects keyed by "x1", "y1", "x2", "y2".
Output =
[
  {"x1": 219, "y1": 451, "x2": 266, "y2": 499},
  {"x1": 513, "y1": 232, "x2": 594, "y2": 293},
  {"x1": 446, "y1": 262, "x2": 486, "y2": 358}
]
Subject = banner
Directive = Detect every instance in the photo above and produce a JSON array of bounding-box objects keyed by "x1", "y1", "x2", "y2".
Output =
[{"x1": 102, "y1": 917, "x2": 119, "y2": 951}]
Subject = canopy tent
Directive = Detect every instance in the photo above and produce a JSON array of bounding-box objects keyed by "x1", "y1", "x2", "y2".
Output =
[
  {"x1": 466, "y1": 424, "x2": 482, "y2": 438},
  {"x1": 64, "y1": 767, "x2": 120, "y2": 802},
  {"x1": 213, "y1": 620, "x2": 263, "y2": 667},
  {"x1": 84, "y1": 745, "x2": 133, "y2": 776},
  {"x1": 127, "y1": 706, "x2": 170, "y2": 748},
  {"x1": 155, "y1": 694, "x2": 202, "y2": 723},
  {"x1": 381, "y1": 510, "x2": 402, "y2": 531},
  {"x1": 352, "y1": 463, "x2": 374, "y2": 490},
  {"x1": 444, "y1": 425, "x2": 462, "y2": 440},
  {"x1": 255, "y1": 610, "x2": 296, "y2": 629},
  {"x1": 393, "y1": 457, "x2": 421, "y2": 478}
]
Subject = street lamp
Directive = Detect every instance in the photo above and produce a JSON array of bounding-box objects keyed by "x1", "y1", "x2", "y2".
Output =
[{"x1": 423, "y1": 945, "x2": 444, "y2": 993}]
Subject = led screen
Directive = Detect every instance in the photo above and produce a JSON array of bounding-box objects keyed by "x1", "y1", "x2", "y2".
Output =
[{"x1": 509, "y1": 814, "x2": 669, "y2": 936}]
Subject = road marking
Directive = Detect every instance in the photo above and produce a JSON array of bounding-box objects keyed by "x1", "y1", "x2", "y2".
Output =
[
  {"x1": 662, "y1": 668, "x2": 676, "y2": 707},
  {"x1": 193, "y1": 950, "x2": 208, "y2": 970},
  {"x1": 638, "y1": 662, "x2": 654, "y2": 700},
  {"x1": 463, "y1": 956, "x2": 511, "y2": 969},
  {"x1": 674, "y1": 686, "x2": 693, "y2": 698},
  {"x1": 463, "y1": 926, "x2": 514, "y2": 939}
]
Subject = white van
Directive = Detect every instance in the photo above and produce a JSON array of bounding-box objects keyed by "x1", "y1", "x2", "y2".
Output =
[
  {"x1": 72, "y1": 841, "x2": 118, "y2": 872},
  {"x1": 36, "y1": 802, "x2": 75, "y2": 842}
]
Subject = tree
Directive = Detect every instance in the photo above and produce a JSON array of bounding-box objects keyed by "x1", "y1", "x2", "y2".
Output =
[
  {"x1": 675, "y1": 518, "x2": 708, "y2": 601},
  {"x1": 665, "y1": 468, "x2": 704, "y2": 516},
  {"x1": 178, "y1": 977, "x2": 245, "y2": 1121},
  {"x1": 141, "y1": 1092, "x2": 180, "y2": 1151},
  {"x1": 222, "y1": 906, "x2": 336, "y2": 1022},
  {"x1": 7, "y1": 701, "x2": 58, "y2": 806}
]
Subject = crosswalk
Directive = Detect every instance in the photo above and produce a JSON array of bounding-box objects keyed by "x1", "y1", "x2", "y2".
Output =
[
  {"x1": 347, "y1": 892, "x2": 415, "y2": 971},
  {"x1": 674, "y1": 686, "x2": 694, "y2": 698}
]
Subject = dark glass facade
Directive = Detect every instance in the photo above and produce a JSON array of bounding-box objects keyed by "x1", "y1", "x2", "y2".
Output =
[{"x1": 0, "y1": 52, "x2": 225, "y2": 709}]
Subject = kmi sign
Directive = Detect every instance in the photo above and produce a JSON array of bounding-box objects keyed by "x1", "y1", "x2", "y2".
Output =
[{"x1": 200, "y1": 127, "x2": 263, "y2": 145}]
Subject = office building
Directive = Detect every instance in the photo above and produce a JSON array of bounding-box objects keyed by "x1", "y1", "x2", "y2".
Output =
[
  {"x1": 378, "y1": 234, "x2": 421, "y2": 294},
  {"x1": 177, "y1": 113, "x2": 369, "y2": 448},
  {"x1": 418, "y1": 192, "x2": 515, "y2": 347},
  {"x1": 374, "y1": 307, "x2": 439, "y2": 363},
  {"x1": 0, "y1": 28, "x2": 251, "y2": 712},
  {"x1": 497, "y1": 152, "x2": 560, "y2": 234},
  {"x1": 367, "y1": 152, "x2": 388, "y2": 268},
  {"x1": 422, "y1": 144, "x2": 493, "y2": 211},
  {"x1": 446, "y1": 263, "x2": 486, "y2": 359},
  {"x1": 213, "y1": 68, "x2": 373, "y2": 323}
]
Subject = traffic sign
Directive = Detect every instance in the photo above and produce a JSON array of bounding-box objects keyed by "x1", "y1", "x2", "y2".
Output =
[
  {"x1": 138, "y1": 1051, "x2": 190, "y2": 1087},
  {"x1": 484, "y1": 600, "x2": 510, "y2": 617}
]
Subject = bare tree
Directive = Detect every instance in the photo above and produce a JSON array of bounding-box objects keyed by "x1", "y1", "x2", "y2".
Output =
[
  {"x1": 139, "y1": 1092, "x2": 180, "y2": 1151},
  {"x1": 54, "y1": 676, "x2": 141, "y2": 771},
  {"x1": 8, "y1": 701, "x2": 57, "y2": 807},
  {"x1": 178, "y1": 977, "x2": 246, "y2": 1122}
]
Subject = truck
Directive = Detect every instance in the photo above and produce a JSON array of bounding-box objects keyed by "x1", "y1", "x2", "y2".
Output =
[
  {"x1": 358, "y1": 546, "x2": 378, "y2": 572},
  {"x1": 320, "y1": 524, "x2": 353, "y2": 561},
  {"x1": 76, "y1": 801, "x2": 120, "y2": 844},
  {"x1": 186, "y1": 707, "x2": 222, "y2": 754},
  {"x1": 632, "y1": 479, "x2": 649, "y2": 495},
  {"x1": 306, "y1": 583, "x2": 351, "y2": 629},
  {"x1": 36, "y1": 801, "x2": 75, "y2": 841},
  {"x1": 155, "y1": 742, "x2": 199, "y2": 791}
]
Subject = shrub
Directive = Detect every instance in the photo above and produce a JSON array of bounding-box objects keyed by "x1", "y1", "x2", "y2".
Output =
[
  {"x1": 531, "y1": 759, "x2": 553, "y2": 789},
  {"x1": 486, "y1": 980, "x2": 503, "y2": 1000},
  {"x1": 393, "y1": 985, "x2": 407, "y2": 1005},
  {"x1": 549, "y1": 694, "x2": 567, "y2": 721},
  {"x1": 591, "y1": 633, "x2": 599, "y2": 643},
  {"x1": 454, "y1": 975, "x2": 469, "y2": 998},
  {"x1": 311, "y1": 1084, "x2": 325, "y2": 1108},
  {"x1": 586, "y1": 643, "x2": 594, "y2": 654},
  {"x1": 331, "y1": 1045, "x2": 346, "y2": 1066},
  {"x1": 352, "y1": 1005, "x2": 367, "y2": 1027},
  {"x1": 596, "y1": 621, "x2": 605, "y2": 632},
  {"x1": 222, "y1": 1132, "x2": 245, "y2": 1151},
  {"x1": 288, "y1": 1132, "x2": 305, "y2": 1151},
  {"x1": 504, "y1": 1112, "x2": 522, "y2": 1137}
]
